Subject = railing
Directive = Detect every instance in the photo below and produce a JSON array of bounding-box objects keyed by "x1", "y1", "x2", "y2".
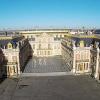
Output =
[{"x1": 2, "y1": 48, "x2": 19, "y2": 52}]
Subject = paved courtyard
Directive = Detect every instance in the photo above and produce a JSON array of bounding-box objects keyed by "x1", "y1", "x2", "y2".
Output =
[
  {"x1": 0, "y1": 75, "x2": 100, "y2": 100},
  {"x1": 24, "y1": 56, "x2": 72, "y2": 73}
]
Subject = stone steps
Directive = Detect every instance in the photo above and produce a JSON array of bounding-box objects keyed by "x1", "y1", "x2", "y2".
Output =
[{"x1": 20, "y1": 72, "x2": 73, "y2": 77}]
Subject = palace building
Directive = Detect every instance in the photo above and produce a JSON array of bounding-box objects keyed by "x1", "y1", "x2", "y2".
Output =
[
  {"x1": 19, "y1": 29, "x2": 69, "y2": 57},
  {"x1": 61, "y1": 35, "x2": 93, "y2": 74},
  {"x1": 0, "y1": 29, "x2": 100, "y2": 82},
  {"x1": 0, "y1": 35, "x2": 32, "y2": 77},
  {"x1": 0, "y1": 48, "x2": 5, "y2": 78},
  {"x1": 90, "y1": 38, "x2": 100, "y2": 81}
]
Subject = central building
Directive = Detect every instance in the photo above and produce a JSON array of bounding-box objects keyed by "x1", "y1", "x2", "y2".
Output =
[
  {"x1": 31, "y1": 32, "x2": 61, "y2": 56},
  {"x1": 20, "y1": 29, "x2": 68, "y2": 57}
]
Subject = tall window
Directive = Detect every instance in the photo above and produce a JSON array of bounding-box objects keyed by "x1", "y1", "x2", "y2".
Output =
[
  {"x1": 31, "y1": 35, "x2": 33, "y2": 38},
  {"x1": 7, "y1": 66, "x2": 9, "y2": 74},
  {"x1": 27, "y1": 35, "x2": 29, "y2": 38},
  {"x1": 86, "y1": 63, "x2": 88, "y2": 70},
  {"x1": 48, "y1": 51, "x2": 50, "y2": 55},
  {"x1": 76, "y1": 64, "x2": 79, "y2": 71},
  {"x1": 48, "y1": 44, "x2": 51, "y2": 49},
  {"x1": 56, "y1": 35, "x2": 58, "y2": 38},
  {"x1": 33, "y1": 44, "x2": 35, "y2": 49},
  {"x1": 45, "y1": 51, "x2": 46, "y2": 55},
  {"x1": 54, "y1": 45, "x2": 56, "y2": 49},
  {"x1": 12, "y1": 56, "x2": 17, "y2": 62},
  {"x1": 13, "y1": 66, "x2": 16, "y2": 73},
  {"x1": 39, "y1": 44, "x2": 41, "y2": 49},
  {"x1": 79, "y1": 63, "x2": 83, "y2": 71},
  {"x1": 5, "y1": 56, "x2": 8, "y2": 60},
  {"x1": 76, "y1": 54, "x2": 80, "y2": 60},
  {"x1": 81, "y1": 52, "x2": 84, "y2": 60},
  {"x1": 64, "y1": 35, "x2": 67, "y2": 37},
  {"x1": 86, "y1": 51, "x2": 89, "y2": 59}
]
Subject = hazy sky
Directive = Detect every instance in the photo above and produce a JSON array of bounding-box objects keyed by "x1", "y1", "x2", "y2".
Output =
[{"x1": 0, "y1": 0, "x2": 100, "y2": 29}]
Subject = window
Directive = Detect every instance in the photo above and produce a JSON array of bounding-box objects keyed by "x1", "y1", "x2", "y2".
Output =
[
  {"x1": 76, "y1": 64, "x2": 79, "y2": 71},
  {"x1": 27, "y1": 35, "x2": 29, "y2": 38},
  {"x1": 32, "y1": 38, "x2": 35, "y2": 41},
  {"x1": 37, "y1": 51, "x2": 39, "y2": 55},
  {"x1": 48, "y1": 51, "x2": 50, "y2": 55},
  {"x1": 78, "y1": 63, "x2": 84, "y2": 71},
  {"x1": 5, "y1": 56, "x2": 8, "y2": 60},
  {"x1": 10, "y1": 67, "x2": 12, "y2": 73},
  {"x1": 84, "y1": 63, "x2": 85, "y2": 70},
  {"x1": 86, "y1": 52, "x2": 89, "y2": 59},
  {"x1": 56, "y1": 35, "x2": 58, "y2": 38},
  {"x1": 39, "y1": 44, "x2": 41, "y2": 49},
  {"x1": 8, "y1": 45, "x2": 12, "y2": 48},
  {"x1": 33, "y1": 44, "x2": 35, "y2": 49},
  {"x1": 86, "y1": 63, "x2": 88, "y2": 70},
  {"x1": 48, "y1": 44, "x2": 51, "y2": 49},
  {"x1": 54, "y1": 45, "x2": 56, "y2": 49},
  {"x1": 80, "y1": 64, "x2": 83, "y2": 71},
  {"x1": 13, "y1": 66, "x2": 16, "y2": 73},
  {"x1": 64, "y1": 35, "x2": 67, "y2": 37},
  {"x1": 12, "y1": 56, "x2": 17, "y2": 62},
  {"x1": 76, "y1": 54, "x2": 80, "y2": 60},
  {"x1": 7, "y1": 66, "x2": 9, "y2": 74},
  {"x1": 31, "y1": 35, "x2": 33, "y2": 38},
  {"x1": 45, "y1": 51, "x2": 46, "y2": 55},
  {"x1": 81, "y1": 52, "x2": 84, "y2": 60}
]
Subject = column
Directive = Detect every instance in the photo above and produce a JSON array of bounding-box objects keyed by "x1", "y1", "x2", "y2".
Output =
[
  {"x1": 72, "y1": 41, "x2": 76, "y2": 73},
  {"x1": 72, "y1": 47, "x2": 76, "y2": 73},
  {"x1": 95, "y1": 47, "x2": 99, "y2": 79}
]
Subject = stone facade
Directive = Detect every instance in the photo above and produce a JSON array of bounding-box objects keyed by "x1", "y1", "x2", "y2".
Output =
[
  {"x1": 1, "y1": 29, "x2": 100, "y2": 81},
  {"x1": 61, "y1": 38, "x2": 73, "y2": 71},
  {"x1": 0, "y1": 35, "x2": 32, "y2": 77},
  {"x1": 0, "y1": 48, "x2": 5, "y2": 78},
  {"x1": 61, "y1": 36, "x2": 92, "y2": 74},
  {"x1": 91, "y1": 41, "x2": 100, "y2": 81},
  {"x1": 20, "y1": 29, "x2": 68, "y2": 57}
]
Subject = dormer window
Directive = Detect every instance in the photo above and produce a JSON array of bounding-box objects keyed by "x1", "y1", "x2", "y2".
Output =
[
  {"x1": 7, "y1": 42, "x2": 12, "y2": 49},
  {"x1": 80, "y1": 41, "x2": 84, "y2": 47}
]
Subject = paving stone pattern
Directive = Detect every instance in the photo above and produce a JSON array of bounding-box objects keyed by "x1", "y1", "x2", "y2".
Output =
[{"x1": 24, "y1": 56, "x2": 71, "y2": 73}]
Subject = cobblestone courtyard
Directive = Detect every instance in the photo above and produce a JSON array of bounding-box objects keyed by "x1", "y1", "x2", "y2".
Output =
[
  {"x1": 24, "y1": 56, "x2": 72, "y2": 73},
  {"x1": 0, "y1": 56, "x2": 100, "y2": 100}
]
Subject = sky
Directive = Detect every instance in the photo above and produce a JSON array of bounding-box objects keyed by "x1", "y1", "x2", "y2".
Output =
[{"x1": 0, "y1": 0, "x2": 100, "y2": 29}]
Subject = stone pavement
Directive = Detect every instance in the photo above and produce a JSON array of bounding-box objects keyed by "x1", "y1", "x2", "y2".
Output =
[
  {"x1": 24, "y1": 56, "x2": 72, "y2": 73},
  {"x1": 0, "y1": 75, "x2": 100, "y2": 100},
  {"x1": 0, "y1": 78, "x2": 18, "y2": 100}
]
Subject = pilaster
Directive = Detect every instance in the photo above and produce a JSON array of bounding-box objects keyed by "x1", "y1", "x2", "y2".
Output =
[
  {"x1": 95, "y1": 47, "x2": 99, "y2": 79},
  {"x1": 72, "y1": 46, "x2": 76, "y2": 73}
]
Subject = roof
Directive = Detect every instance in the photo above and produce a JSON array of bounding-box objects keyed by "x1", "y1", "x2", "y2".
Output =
[
  {"x1": 94, "y1": 30, "x2": 100, "y2": 34},
  {"x1": 0, "y1": 36, "x2": 24, "y2": 49}
]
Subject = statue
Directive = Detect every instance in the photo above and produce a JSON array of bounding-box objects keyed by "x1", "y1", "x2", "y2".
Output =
[
  {"x1": 73, "y1": 40, "x2": 76, "y2": 47},
  {"x1": 96, "y1": 42, "x2": 99, "y2": 48}
]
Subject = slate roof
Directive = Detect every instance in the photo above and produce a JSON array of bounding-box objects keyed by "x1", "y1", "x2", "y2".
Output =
[
  {"x1": 94, "y1": 30, "x2": 100, "y2": 34},
  {"x1": 0, "y1": 36, "x2": 24, "y2": 49},
  {"x1": 72, "y1": 37, "x2": 93, "y2": 47}
]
